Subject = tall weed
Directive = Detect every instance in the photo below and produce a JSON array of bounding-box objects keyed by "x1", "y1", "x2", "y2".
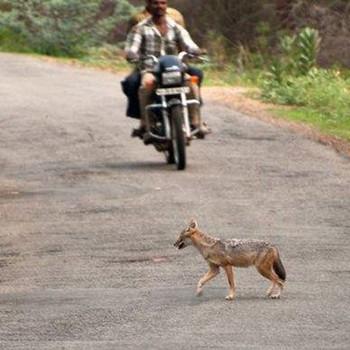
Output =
[{"x1": 261, "y1": 27, "x2": 350, "y2": 134}]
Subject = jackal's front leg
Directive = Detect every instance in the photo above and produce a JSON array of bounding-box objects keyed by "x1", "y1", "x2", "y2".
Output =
[
  {"x1": 223, "y1": 265, "x2": 235, "y2": 300},
  {"x1": 196, "y1": 263, "x2": 220, "y2": 296}
]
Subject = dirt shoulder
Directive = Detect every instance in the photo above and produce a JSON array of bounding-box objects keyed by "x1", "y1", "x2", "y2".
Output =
[{"x1": 203, "y1": 86, "x2": 350, "y2": 159}]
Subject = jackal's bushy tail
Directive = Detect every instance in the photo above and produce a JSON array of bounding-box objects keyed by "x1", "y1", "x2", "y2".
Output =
[{"x1": 273, "y1": 252, "x2": 286, "y2": 281}]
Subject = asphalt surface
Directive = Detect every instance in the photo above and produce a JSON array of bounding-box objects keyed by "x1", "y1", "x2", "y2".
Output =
[{"x1": 0, "y1": 53, "x2": 350, "y2": 350}]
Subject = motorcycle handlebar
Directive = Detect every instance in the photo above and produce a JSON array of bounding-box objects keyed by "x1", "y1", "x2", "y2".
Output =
[
  {"x1": 130, "y1": 52, "x2": 209, "y2": 70},
  {"x1": 178, "y1": 51, "x2": 209, "y2": 63},
  {"x1": 145, "y1": 52, "x2": 208, "y2": 64}
]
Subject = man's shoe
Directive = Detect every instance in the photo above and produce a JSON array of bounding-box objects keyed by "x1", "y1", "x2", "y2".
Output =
[
  {"x1": 201, "y1": 122, "x2": 212, "y2": 134},
  {"x1": 131, "y1": 126, "x2": 145, "y2": 139},
  {"x1": 194, "y1": 122, "x2": 212, "y2": 139}
]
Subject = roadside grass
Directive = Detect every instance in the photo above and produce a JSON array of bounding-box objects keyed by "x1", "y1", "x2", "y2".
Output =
[
  {"x1": 77, "y1": 46, "x2": 129, "y2": 72},
  {"x1": 260, "y1": 68, "x2": 350, "y2": 141},
  {"x1": 0, "y1": 29, "x2": 32, "y2": 53},
  {"x1": 40, "y1": 46, "x2": 130, "y2": 72},
  {"x1": 0, "y1": 40, "x2": 129, "y2": 72},
  {"x1": 201, "y1": 64, "x2": 264, "y2": 88},
  {"x1": 273, "y1": 107, "x2": 350, "y2": 141}
]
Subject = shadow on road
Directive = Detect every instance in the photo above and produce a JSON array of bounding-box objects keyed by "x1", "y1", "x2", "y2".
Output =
[{"x1": 102, "y1": 161, "x2": 175, "y2": 172}]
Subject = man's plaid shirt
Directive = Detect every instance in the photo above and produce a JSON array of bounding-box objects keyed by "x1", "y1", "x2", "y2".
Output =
[{"x1": 125, "y1": 17, "x2": 200, "y2": 70}]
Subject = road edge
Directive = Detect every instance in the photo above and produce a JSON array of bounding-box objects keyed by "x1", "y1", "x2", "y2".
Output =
[{"x1": 203, "y1": 86, "x2": 350, "y2": 159}]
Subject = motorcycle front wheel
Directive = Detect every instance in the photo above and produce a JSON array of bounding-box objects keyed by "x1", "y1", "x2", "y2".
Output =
[{"x1": 170, "y1": 105, "x2": 186, "y2": 170}]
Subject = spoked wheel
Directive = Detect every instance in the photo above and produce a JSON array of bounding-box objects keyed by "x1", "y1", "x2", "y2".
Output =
[{"x1": 170, "y1": 105, "x2": 186, "y2": 170}]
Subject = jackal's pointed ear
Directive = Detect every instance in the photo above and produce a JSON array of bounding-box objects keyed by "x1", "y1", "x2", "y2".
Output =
[{"x1": 189, "y1": 219, "x2": 198, "y2": 230}]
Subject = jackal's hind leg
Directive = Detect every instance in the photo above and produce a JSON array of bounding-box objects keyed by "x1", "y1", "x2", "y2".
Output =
[
  {"x1": 270, "y1": 278, "x2": 285, "y2": 299},
  {"x1": 256, "y1": 259, "x2": 282, "y2": 299},
  {"x1": 196, "y1": 263, "x2": 220, "y2": 296},
  {"x1": 266, "y1": 283, "x2": 275, "y2": 297},
  {"x1": 266, "y1": 282, "x2": 282, "y2": 298}
]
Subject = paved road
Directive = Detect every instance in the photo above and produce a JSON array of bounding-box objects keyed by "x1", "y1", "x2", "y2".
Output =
[{"x1": 0, "y1": 53, "x2": 349, "y2": 349}]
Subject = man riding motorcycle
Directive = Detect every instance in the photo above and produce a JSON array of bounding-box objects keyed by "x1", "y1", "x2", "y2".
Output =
[
  {"x1": 122, "y1": 1, "x2": 191, "y2": 121},
  {"x1": 124, "y1": 0, "x2": 209, "y2": 138}
]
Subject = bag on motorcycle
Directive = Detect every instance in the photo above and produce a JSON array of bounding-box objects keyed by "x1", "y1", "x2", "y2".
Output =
[
  {"x1": 121, "y1": 79, "x2": 128, "y2": 96},
  {"x1": 120, "y1": 78, "x2": 141, "y2": 119}
]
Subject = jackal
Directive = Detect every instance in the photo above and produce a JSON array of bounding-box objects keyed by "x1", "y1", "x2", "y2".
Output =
[{"x1": 174, "y1": 219, "x2": 286, "y2": 300}]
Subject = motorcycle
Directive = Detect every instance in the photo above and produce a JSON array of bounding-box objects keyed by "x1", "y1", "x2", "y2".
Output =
[{"x1": 138, "y1": 52, "x2": 205, "y2": 170}]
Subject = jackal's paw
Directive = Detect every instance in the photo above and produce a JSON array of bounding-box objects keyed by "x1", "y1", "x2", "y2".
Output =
[
  {"x1": 196, "y1": 288, "x2": 203, "y2": 297},
  {"x1": 269, "y1": 293, "x2": 281, "y2": 299},
  {"x1": 225, "y1": 294, "x2": 235, "y2": 301},
  {"x1": 266, "y1": 286, "x2": 273, "y2": 297}
]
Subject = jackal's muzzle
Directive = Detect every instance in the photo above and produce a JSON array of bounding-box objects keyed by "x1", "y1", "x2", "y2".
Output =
[{"x1": 174, "y1": 239, "x2": 186, "y2": 249}]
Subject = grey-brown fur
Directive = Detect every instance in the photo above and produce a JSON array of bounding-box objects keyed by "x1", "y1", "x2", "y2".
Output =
[{"x1": 174, "y1": 219, "x2": 286, "y2": 300}]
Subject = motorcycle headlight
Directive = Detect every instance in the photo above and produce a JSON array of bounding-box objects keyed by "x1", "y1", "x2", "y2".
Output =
[{"x1": 162, "y1": 71, "x2": 182, "y2": 86}]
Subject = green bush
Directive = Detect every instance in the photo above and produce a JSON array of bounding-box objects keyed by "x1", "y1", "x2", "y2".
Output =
[
  {"x1": 0, "y1": 27, "x2": 31, "y2": 52},
  {"x1": 263, "y1": 68, "x2": 349, "y2": 112},
  {"x1": 262, "y1": 67, "x2": 350, "y2": 140},
  {"x1": 260, "y1": 27, "x2": 350, "y2": 136},
  {"x1": 0, "y1": 0, "x2": 135, "y2": 57},
  {"x1": 261, "y1": 27, "x2": 323, "y2": 104}
]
